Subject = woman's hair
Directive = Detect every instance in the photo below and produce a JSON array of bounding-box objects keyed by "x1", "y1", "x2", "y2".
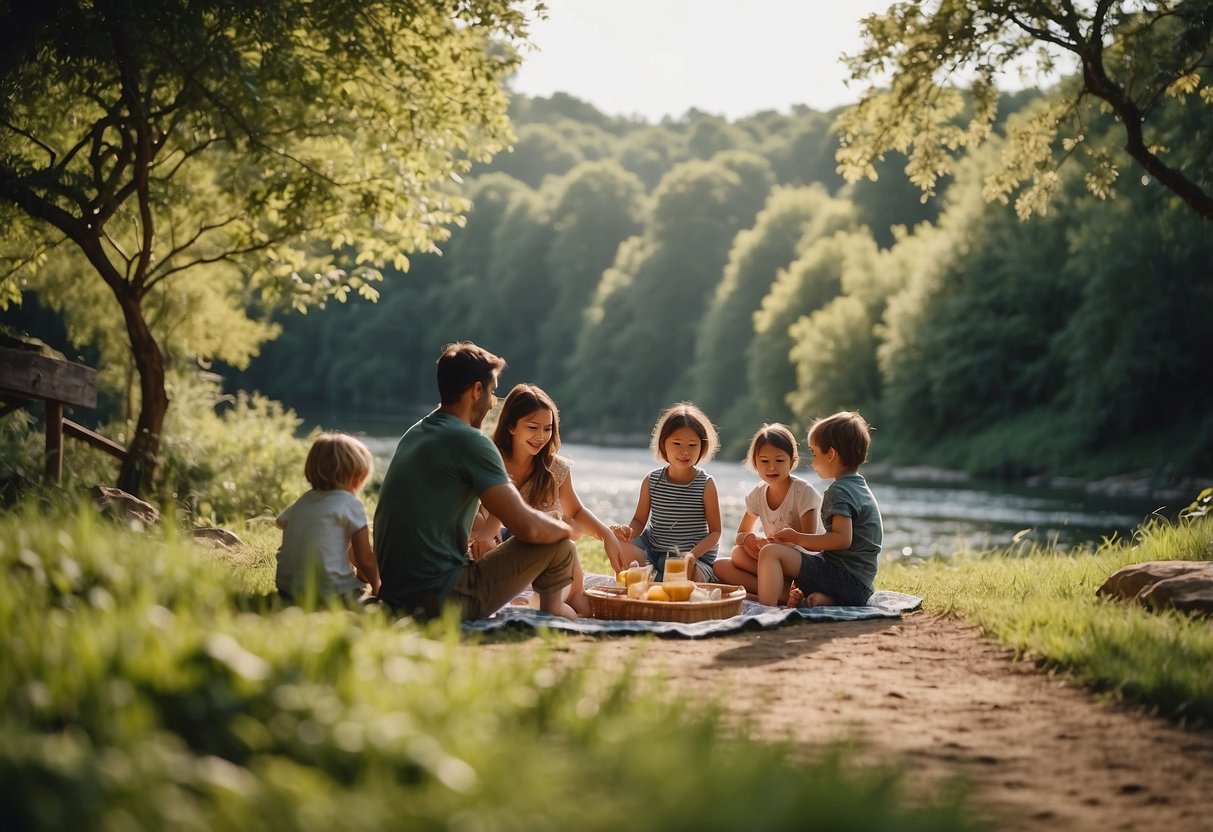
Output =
[
  {"x1": 492, "y1": 383, "x2": 561, "y2": 509},
  {"x1": 304, "y1": 432, "x2": 373, "y2": 491},
  {"x1": 746, "y1": 423, "x2": 799, "y2": 470},
  {"x1": 808, "y1": 411, "x2": 872, "y2": 470},
  {"x1": 650, "y1": 401, "x2": 718, "y2": 463},
  {"x1": 436, "y1": 341, "x2": 506, "y2": 405}
]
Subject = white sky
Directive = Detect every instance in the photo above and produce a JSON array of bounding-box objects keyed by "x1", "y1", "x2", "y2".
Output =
[{"x1": 510, "y1": 0, "x2": 898, "y2": 121}]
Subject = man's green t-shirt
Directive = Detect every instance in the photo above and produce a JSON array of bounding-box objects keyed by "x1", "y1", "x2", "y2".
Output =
[{"x1": 373, "y1": 409, "x2": 508, "y2": 606}]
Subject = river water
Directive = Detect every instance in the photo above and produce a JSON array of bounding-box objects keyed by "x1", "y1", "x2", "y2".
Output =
[{"x1": 359, "y1": 435, "x2": 1172, "y2": 562}]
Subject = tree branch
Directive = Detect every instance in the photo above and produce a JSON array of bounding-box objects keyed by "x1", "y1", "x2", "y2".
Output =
[{"x1": 1081, "y1": 42, "x2": 1213, "y2": 219}]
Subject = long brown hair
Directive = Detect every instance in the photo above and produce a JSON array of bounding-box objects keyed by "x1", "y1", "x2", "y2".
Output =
[{"x1": 492, "y1": 383, "x2": 561, "y2": 509}]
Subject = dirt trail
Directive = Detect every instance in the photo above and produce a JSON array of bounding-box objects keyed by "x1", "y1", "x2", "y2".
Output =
[{"x1": 487, "y1": 612, "x2": 1213, "y2": 831}]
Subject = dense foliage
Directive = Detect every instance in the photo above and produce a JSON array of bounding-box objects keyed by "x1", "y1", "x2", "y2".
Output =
[
  {"x1": 0, "y1": 0, "x2": 540, "y2": 493},
  {"x1": 5, "y1": 6, "x2": 1212, "y2": 507},
  {"x1": 0, "y1": 506, "x2": 983, "y2": 830},
  {"x1": 837, "y1": 0, "x2": 1213, "y2": 220},
  {"x1": 226, "y1": 85, "x2": 1212, "y2": 478}
]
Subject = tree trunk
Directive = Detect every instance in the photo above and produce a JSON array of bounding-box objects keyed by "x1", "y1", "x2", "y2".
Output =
[{"x1": 115, "y1": 291, "x2": 168, "y2": 497}]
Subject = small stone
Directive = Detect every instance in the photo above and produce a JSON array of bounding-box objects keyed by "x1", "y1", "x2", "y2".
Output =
[
  {"x1": 89, "y1": 485, "x2": 160, "y2": 527},
  {"x1": 191, "y1": 527, "x2": 244, "y2": 549}
]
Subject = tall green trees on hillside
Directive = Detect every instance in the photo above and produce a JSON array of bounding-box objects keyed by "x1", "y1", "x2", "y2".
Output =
[
  {"x1": 786, "y1": 232, "x2": 889, "y2": 426},
  {"x1": 746, "y1": 199, "x2": 865, "y2": 424},
  {"x1": 566, "y1": 152, "x2": 773, "y2": 429},
  {"x1": 693, "y1": 187, "x2": 825, "y2": 434},
  {"x1": 480, "y1": 123, "x2": 584, "y2": 188},
  {"x1": 0, "y1": 0, "x2": 538, "y2": 494},
  {"x1": 838, "y1": 0, "x2": 1213, "y2": 220},
  {"x1": 543, "y1": 161, "x2": 645, "y2": 393}
]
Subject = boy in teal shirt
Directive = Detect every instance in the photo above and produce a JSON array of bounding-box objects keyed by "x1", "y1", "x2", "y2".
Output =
[{"x1": 756, "y1": 411, "x2": 882, "y2": 607}]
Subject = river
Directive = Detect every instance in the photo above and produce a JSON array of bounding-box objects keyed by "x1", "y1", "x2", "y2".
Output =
[{"x1": 358, "y1": 434, "x2": 1172, "y2": 562}]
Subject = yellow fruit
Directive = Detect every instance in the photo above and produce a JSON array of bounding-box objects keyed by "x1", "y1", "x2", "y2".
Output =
[
  {"x1": 616, "y1": 570, "x2": 627, "y2": 585},
  {"x1": 646, "y1": 585, "x2": 670, "y2": 602},
  {"x1": 663, "y1": 581, "x2": 694, "y2": 601},
  {"x1": 626, "y1": 566, "x2": 649, "y2": 585}
]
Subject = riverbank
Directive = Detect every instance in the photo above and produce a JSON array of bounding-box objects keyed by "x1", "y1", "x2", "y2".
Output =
[{"x1": 861, "y1": 463, "x2": 1210, "y2": 504}]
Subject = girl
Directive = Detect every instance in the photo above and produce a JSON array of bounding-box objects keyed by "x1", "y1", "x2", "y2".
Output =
[
  {"x1": 470, "y1": 383, "x2": 623, "y2": 617},
  {"x1": 713, "y1": 423, "x2": 824, "y2": 597},
  {"x1": 611, "y1": 402, "x2": 722, "y2": 582},
  {"x1": 276, "y1": 432, "x2": 379, "y2": 602}
]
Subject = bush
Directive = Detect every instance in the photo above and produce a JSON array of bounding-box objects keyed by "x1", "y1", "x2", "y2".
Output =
[
  {"x1": 0, "y1": 505, "x2": 983, "y2": 831},
  {"x1": 0, "y1": 372, "x2": 310, "y2": 525},
  {"x1": 154, "y1": 378, "x2": 309, "y2": 524}
]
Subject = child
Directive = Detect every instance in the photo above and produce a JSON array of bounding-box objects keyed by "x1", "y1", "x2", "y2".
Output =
[
  {"x1": 611, "y1": 402, "x2": 722, "y2": 581},
  {"x1": 713, "y1": 423, "x2": 825, "y2": 596},
  {"x1": 756, "y1": 411, "x2": 883, "y2": 607},
  {"x1": 276, "y1": 432, "x2": 380, "y2": 602}
]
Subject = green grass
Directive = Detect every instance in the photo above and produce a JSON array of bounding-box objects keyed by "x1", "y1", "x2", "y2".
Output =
[
  {"x1": 879, "y1": 514, "x2": 1213, "y2": 723},
  {"x1": 1, "y1": 504, "x2": 982, "y2": 831}
]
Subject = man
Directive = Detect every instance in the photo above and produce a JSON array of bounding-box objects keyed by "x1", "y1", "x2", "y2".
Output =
[{"x1": 373, "y1": 341, "x2": 578, "y2": 619}]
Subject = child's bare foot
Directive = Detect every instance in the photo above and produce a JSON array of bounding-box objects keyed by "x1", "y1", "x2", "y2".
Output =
[
  {"x1": 786, "y1": 583, "x2": 805, "y2": 608},
  {"x1": 805, "y1": 592, "x2": 835, "y2": 607}
]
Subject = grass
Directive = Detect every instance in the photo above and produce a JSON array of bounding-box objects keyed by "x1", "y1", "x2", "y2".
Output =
[
  {"x1": 1, "y1": 503, "x2": 982, "y2": 831},
  {"x1": 878, "y1": 514, "x2": 1213, "y2": 724}
]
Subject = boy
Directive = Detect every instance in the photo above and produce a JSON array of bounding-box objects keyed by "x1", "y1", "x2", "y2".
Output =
[{"x1": 756, "y1": 411, "x2": 882, "y2": 607}]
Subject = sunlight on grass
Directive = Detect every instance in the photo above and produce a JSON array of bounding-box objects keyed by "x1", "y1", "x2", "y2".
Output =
[
  {"x1": 1, "y1": 504, "x2": 982, "y2": 831},
  {"x1": 879, "y1": 516, "x2": 1213, "y2": 723}
]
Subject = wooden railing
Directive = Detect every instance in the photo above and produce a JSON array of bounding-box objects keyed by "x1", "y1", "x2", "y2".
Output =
[{"x1": 0, "y1": 347, "x2": 127, "y2": 483}]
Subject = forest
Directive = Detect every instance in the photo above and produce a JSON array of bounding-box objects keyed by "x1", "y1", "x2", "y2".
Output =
[
  {"x1": 227, "y1": 88, "x2": 1213, "y2": 479},
  {"x1": 3, "y1": 0, "x2": 1212, "y2": 508}
]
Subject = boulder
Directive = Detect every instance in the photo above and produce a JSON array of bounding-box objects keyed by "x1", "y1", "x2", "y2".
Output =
[
  {"x1": 1138, "y1": 574, "x2": 1213, "y2": 615},
  {"x1": 191, "y1": 527, "x2": 244, "y2": 549},
  {"x1": 1097, "y1": 560, "x2": 1213, "y2": 616},
  {"x1": 89, "y1": 485, "x2": 160, "y2": 528}
]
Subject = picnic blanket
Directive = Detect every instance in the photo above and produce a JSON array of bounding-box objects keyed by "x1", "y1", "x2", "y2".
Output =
[{"x1": 463, "y1": 574, "x2": 922, "y2": 639}]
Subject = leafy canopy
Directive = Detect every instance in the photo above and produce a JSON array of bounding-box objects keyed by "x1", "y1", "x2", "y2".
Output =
[
  {"x1": 837, "y1": 1, "x2": 1213, "y2": 220},
  {"x1": 0, "y1": 0, "x2": 543, "y2": 308},
  {"x1": 0, "y1": 0, "x2": 542, "y2": 492}
]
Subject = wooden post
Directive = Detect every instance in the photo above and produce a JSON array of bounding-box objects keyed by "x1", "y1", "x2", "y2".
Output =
[
  {"x1": 45, "y1": 401, "x2": 64, "y2": 483},
  {"x1": 1, "y1": 348, "x2": 121, "y2": 484}
]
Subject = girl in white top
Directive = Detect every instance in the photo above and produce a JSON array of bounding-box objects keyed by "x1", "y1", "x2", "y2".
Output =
[
  {"x1": 712, "y1": 423, "x2": 824, "y2": 597},
  {"x1": 276, "y1": 432, "x2": 380, "y2": 602}
]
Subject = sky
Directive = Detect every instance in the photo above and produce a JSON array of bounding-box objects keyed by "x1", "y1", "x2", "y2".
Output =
[{"x1": 509, "y1": 0, "x2": 898, "y2": 122}]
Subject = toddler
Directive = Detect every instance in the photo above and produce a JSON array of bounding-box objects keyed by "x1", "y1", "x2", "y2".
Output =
[{"x1": 276, "y1": 432, "x2": 380, "y2": 602}]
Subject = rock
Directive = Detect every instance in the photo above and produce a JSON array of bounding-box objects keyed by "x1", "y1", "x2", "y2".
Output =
[
  {"x1": 1138, "y1": 575, "x2": 1213, "y2": 615},
  {"x1": 191, "y1": 527, "x2": 244, "y2": 549},
  {"x1": 1097, "y1": 560, "x2": 1213, "y2": 616},
  {"x1": 89, "y1": 485, "x2": 160, "y2": 528}
]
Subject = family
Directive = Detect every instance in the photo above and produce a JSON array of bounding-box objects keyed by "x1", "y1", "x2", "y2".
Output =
[{"x1": 274, "y1": 341, "x2": 884, "y2": 620}]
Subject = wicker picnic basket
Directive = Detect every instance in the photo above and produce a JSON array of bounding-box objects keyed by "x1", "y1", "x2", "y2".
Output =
[{"x1": 585, "y1": 583, "x2": 746, "y2": 623}]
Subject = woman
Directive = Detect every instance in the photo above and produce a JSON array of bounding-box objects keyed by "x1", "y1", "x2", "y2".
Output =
[{"x1": 471, "y1": 383, "x2": 624, "y2": 616}]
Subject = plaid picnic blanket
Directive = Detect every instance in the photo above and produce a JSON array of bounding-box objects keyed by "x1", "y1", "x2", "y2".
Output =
[{"x1": 462, "y1": 574, "x2": 922, "y2": 639}]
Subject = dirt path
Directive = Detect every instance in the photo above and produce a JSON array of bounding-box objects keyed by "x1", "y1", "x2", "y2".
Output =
[{"x1": 486, "y1": 612, "x2": 1213, "y2": 831}]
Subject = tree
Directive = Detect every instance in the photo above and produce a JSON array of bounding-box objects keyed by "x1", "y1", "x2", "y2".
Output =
[
  {"x1": 0, "y1": 0, "x2": 537, "y2": 494},
  {"x1": 478, "y1": 123, "x2": 584, "y2": 188},
  {"x1": 692, "y1": 186, "x2": 825, "y2": 425},
  {"x1": 566, "y1": 153, "x2": 773, "y2": 430},
  {"x1": 876, "y1": 147, "x2": 1075, "y2": 442},
  {"x1": 543, "y1": 161, "x2": 644, "y2": 391},
  {"x1": 837, "y1": 1, "x2": 1213, "y2": 220},
  {"x1": 746, "y1": 203, "x2": 865, "y2": 424}
]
